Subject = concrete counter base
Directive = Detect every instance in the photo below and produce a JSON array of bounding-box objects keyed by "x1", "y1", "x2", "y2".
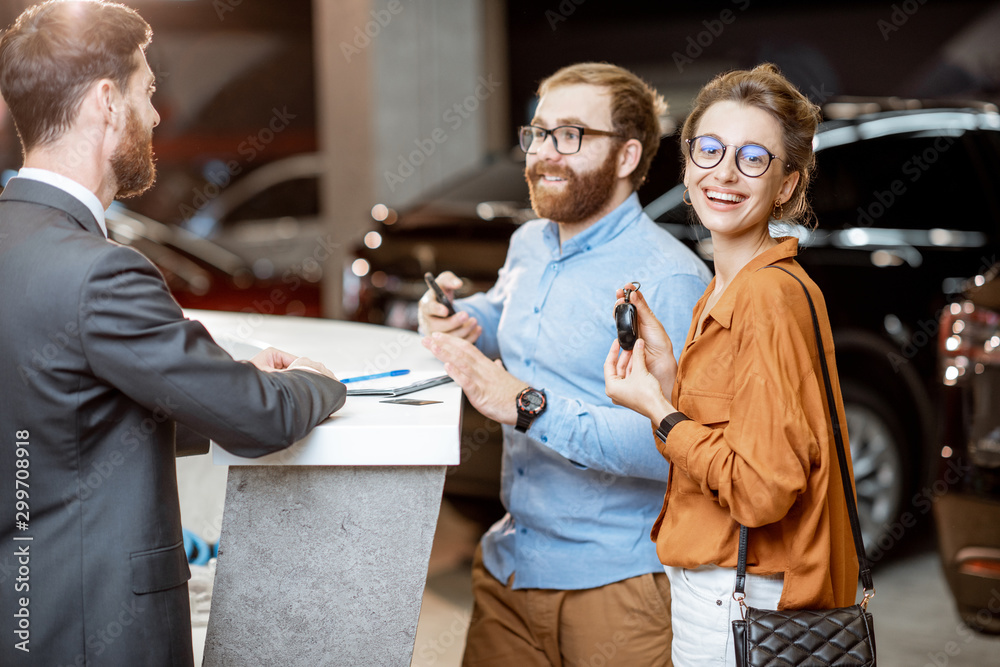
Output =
[{"x1": 203, "y1": 465, "x2": 446, "y2": 666}]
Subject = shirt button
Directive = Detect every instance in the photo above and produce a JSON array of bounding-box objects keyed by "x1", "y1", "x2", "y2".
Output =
[
  {"x1": 517, "y1": 468, "x2": 524, "y2": 476},
  {"x1": 716, "y1": 599, "x2": 723, "y2": 606},
  {"x1": 520, "y1": 528, "x2": 527, "y2": 534},
  {"x1": 525, "y1": 359, "x2": 532, "y2": 366},
  {"x1": 540, "y1": 436, "x2": 548, "y2": 443},
  {"x1": 534, "y1": 306, "x2": 540, "y2": 313}
]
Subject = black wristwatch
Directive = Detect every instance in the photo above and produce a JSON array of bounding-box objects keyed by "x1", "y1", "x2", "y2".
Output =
[
  {"x1": 515, "y1": 387, "x2": 547, "y2": 433},
  {"x1": 655, "y1": 412, "x2": 691, "y2": 442}
]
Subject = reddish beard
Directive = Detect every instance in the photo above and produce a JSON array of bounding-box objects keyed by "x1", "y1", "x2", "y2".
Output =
[
  {"x1": 525, "y1": 146, "x2": 619, "y2": 224},
  {"x1": 110, "y1": 105, "x2": 156, "y2": 199}
]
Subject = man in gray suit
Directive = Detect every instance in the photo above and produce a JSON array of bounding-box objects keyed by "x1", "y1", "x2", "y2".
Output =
[{"x1": 0, "y1": 2, "x2": 346, "y2": 665}]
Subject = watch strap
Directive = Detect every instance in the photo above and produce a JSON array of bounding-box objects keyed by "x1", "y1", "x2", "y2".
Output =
[
  {"x1": 515, "y1": 411, "x2": 533, "y2": 433},
  {"x1": 655, "y1": 412, "x2": 691, "y2": 442}
]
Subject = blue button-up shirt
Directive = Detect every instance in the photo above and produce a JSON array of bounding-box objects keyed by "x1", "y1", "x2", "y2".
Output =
[{"x1": 458, "y1": 193, "x2": 711, "y2": 589}]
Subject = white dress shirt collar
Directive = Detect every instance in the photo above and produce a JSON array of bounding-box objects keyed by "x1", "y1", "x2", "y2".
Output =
[{"x1": 17, "y1": 168, "x2": 108, "y2": 238}]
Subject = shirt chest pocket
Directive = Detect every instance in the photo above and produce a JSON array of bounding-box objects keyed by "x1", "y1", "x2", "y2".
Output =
[{"x1": 677, "y1": 392, "x2": 732, "y2": 428}]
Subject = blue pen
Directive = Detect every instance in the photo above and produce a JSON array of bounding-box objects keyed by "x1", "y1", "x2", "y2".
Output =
[{"x1": 340, "y1": 369, "x2": 411, "y2": 384}]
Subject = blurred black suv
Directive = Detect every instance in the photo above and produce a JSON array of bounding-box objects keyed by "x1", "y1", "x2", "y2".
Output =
[{"x1": 357, "y1": 102, "x2": 1000, "y2": 554}]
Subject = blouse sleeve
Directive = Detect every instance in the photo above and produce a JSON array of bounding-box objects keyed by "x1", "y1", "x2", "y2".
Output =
[{"x1": 658, "y1": 276, "x2": 825, "y2": 528}]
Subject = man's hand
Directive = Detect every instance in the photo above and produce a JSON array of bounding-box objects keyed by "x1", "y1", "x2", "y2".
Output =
[
  {"x1": 417, "y1": 271, "x2": 481, "y2": 343},
  {"x1": 614, "y1": 285, "x2": 677, "y2": 395},
  {"x1": 249, "y1": 347, "x2": 298, "y2": 371},
  {"x1": 422, "y1": 332, "x2": 522, "y2": 425},
  {"x1": 249, "y1": 347, "x2": 339, "y2": 382},
  {"x1": 287, "y1": 356, "x2": 339, "y2": 381}
]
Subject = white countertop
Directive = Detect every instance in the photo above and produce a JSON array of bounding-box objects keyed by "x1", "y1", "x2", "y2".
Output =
[{"x1": 184, "y1": 309, "x2": 462, "y2": 466}]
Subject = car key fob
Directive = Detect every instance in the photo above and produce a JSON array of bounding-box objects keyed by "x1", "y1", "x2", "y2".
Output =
[{"x1": 615, "y1": 282, "x2": 640, "y2": 351}]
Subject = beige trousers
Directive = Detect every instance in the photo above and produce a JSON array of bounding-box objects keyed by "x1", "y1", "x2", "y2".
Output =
[{"x1": 462, "y1": 545, "x2": 673, "y2": 666}]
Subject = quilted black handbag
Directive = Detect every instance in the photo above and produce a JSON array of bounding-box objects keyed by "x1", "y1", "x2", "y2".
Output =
[{"x1": 731, "y1": 266, "x2": 876, "y2": 667}]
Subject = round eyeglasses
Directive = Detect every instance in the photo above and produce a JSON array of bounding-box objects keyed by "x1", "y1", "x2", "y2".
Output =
[
  {"x1": 518, "y1": 125, "x2": 622, "y2": 155},
  {"x1": 686, "y1": 135, "x2": 781, "y2": 177}
]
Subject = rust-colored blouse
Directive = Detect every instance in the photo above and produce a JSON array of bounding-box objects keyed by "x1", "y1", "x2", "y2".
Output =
[{"x1": 650, "y1": 238, "x2": 860, "y2": 610}]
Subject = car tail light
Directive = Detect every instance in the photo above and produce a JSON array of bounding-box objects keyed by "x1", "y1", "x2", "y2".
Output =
[
  {"x1": 955, "y1": 548, "x2": 1000, "y2": 579},
  {"x1": 940, "y1": 299, "x2": 1000, "y2": 468},
  {"x1": 939, "y1": 300, "x2": 1000, "y2": 385}
]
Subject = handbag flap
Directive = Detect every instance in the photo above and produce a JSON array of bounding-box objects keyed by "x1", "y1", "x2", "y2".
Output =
[{"x1": 745, "y1": 605, "x2": 876, "y2": 666}]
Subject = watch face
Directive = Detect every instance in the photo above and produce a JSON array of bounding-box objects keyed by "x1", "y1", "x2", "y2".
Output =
[{"x1": 518, "y1": 389, "x2": 546, "y2": 415}]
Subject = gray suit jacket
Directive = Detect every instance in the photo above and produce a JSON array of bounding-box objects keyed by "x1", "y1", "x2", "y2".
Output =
[{"x1": 0, "y1": 178, "x2": 346, "y2": 666}]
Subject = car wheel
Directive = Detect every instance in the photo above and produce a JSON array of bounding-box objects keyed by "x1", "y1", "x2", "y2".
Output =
[{"x1": 841, "y1": 381, "x2": 911, "y2": 562}]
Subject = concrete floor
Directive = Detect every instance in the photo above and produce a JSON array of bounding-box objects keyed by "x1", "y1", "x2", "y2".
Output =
[{"x1": 178, "y1": 455, "x2": 1000, "y2": 666}]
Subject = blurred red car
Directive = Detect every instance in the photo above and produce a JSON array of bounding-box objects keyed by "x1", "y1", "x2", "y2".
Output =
[{"x1": 935, "y1": 263, "x2": 1000, "y2": 634}]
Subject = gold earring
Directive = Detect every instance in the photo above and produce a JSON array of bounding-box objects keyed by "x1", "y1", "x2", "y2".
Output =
[
  {"x1": 773, "y1": 198, "x2": 784, "y2": 220},
  {"x1": 683, "y1": 189, "x2": 693, "y2": 206}
]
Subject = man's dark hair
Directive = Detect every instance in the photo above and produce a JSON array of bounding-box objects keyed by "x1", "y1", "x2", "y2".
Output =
[{"x1": 0, "y1": 1, "x2": 152, "y2": 153}]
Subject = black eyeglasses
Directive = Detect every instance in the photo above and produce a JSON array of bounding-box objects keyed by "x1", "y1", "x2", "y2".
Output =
[
  {"x1": 518, "y1": 125, "x2": 623, "y2": 155},
  {"x1": 686, "y1": 135, "x2": 782, "y2": 177}
]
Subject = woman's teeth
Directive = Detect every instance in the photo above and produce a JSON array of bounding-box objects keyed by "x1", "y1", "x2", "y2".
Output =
[{"x1": 706, "y1": 190, "x2": 746, "y2": 203}]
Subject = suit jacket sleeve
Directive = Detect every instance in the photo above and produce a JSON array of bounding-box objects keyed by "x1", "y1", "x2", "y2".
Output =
[{"x1": 77, "y1": 244, "x2": 347, "y2": 458}]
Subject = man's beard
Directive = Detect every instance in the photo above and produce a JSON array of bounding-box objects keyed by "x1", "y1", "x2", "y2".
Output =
[
  {"x1": 525, "y1": 146, "x2": 618, "y2": 224},
  {"x1": 110, "y1": 106, "x2": 156, "y2": 199}
]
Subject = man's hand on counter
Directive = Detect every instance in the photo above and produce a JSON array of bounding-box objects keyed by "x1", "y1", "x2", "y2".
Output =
[{"x1": 250, "y1": 347, "x2": 340, "y2": 382}]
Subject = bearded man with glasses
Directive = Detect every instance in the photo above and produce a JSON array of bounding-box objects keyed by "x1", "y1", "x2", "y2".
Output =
[{"x1": 419, "y1": 62, "x2": 710, "y2": 666}]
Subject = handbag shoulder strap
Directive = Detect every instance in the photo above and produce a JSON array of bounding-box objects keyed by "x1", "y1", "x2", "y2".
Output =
[{"x1": 734, "y1": 264, "x2": 874, "y2": 599}]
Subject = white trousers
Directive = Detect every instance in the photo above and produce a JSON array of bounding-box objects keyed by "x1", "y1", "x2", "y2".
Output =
[{"x1": 664, "y1": 564, "x2": 784, "y2": 667}]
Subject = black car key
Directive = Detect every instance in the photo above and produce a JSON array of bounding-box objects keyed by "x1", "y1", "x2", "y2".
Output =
[{"x1": 615, "y1": 282, "x2": 640, "y2": 351}]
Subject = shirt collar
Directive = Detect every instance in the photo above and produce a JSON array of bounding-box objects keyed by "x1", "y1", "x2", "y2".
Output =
[
  {"x1": 541, "y1": 192, "x2": 643, "y2": 258},
  {"x1": 17, "y1": 168, "x2": 107, "y2": 238},
  {"x1": 709, "y1": 236, "x2": 800, "y2": 329}
]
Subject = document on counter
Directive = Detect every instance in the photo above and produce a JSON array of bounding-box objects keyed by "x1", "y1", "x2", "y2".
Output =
[{"x1": 344, "y1": 372, "x2": 453, "y2": 397}]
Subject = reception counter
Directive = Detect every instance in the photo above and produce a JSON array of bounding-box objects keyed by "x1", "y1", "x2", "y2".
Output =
[{"x1": 186, "y1": 310, "x2": 461, "y2": 666}]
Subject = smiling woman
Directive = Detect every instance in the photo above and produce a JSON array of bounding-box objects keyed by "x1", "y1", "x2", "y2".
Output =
[
  {"x1": 682, "y1": 99, "x2": 799, "y2": 253},
  {"x1": 603, "y1": 64, "x2": 868, "y2": 667}
]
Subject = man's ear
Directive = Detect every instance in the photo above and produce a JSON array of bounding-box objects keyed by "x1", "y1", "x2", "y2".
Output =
[
  {"x1": 94, "y1": 78, "x2": 126, "y2": 129},
  {"x1": 616, "y1": 138, "x2": 642, "y2": 180},
  {"x1": 69, "y1": 78, "x2": 118, "y2": 136}
]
